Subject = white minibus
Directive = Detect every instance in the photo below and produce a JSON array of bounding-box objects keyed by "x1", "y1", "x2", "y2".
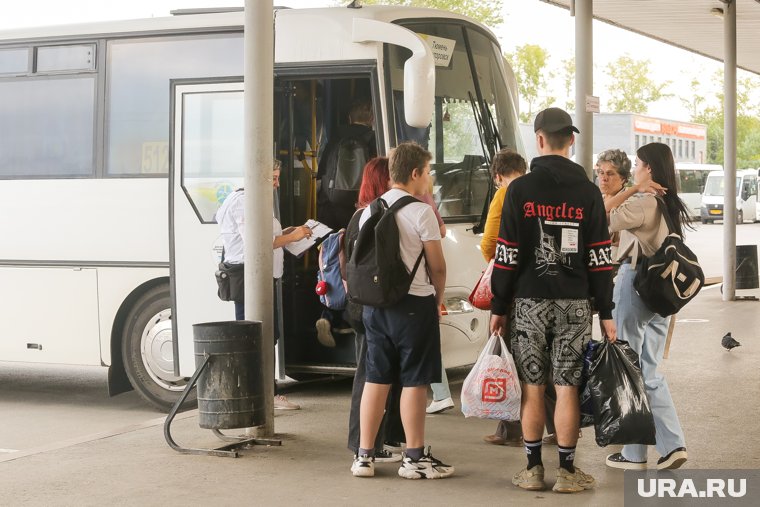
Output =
[{"x1": 700, "y1": 169, "x2": 759, "y2": 224}]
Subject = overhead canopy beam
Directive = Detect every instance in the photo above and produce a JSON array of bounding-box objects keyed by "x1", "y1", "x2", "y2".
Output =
[{"x1": 540, "y1": 0, "x2": 760, "y2": 76}]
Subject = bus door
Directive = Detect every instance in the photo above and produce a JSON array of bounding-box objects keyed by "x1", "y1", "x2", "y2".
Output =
[
  {"x1": 169, "y1": 78, "x2": 245, "y2": 377},
  {"x1": 274, "y1": 73, "x2": 378, "y2": 373}
]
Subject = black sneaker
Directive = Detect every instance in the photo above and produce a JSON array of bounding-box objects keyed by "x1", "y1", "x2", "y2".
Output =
[
  {"x1": 374, "y1": 448, "x2": 402, "y2": 463},
  {"x1": 657, "y1": 447, "x2": 687, "y2": 470},
  {"x1": 351, "y1": 454, "x2": 374, "y2": 477},
  {"x1": 606, "y1": 452, "x2": 647, "y2": 470},
  {"x1": 397, "y1": 447, "x2": 454, "y2": 479}
]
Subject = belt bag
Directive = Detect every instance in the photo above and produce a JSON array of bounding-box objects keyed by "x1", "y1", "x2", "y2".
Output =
[
  {"x1": 216, "y1": 262, "x2": 244, "y2": 302},
  {"x1": 633, "y1": 199, "x2": 704, "y2": 317}
]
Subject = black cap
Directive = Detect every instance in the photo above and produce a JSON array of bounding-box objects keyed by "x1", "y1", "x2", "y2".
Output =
[{"x1": 534, "y1": 107, "x2": 579, "y2": 134}]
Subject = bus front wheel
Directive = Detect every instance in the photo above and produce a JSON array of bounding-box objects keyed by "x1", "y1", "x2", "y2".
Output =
[{"x1": 121, "y1": 284, "x2": 196, "y2": 411}]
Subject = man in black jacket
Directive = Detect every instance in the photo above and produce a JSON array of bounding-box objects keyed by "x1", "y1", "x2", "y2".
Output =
[{"x1": 489, "y1": 107, "x2": 617, "y2": 493}]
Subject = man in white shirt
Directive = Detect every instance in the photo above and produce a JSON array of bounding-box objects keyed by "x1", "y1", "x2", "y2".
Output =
[
  {"x1": 214, "y1": 160, "x2": 311, "y2": 410},
  {"x1": 350, "y1": 142, "x2": 454, "y2": 480}
]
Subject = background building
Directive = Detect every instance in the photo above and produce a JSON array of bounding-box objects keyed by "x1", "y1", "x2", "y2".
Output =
[{"x1": 520, "y1": 113, "x2": 708, "y2": 166}]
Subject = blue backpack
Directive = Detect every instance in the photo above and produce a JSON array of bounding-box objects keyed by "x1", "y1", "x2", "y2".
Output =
[{"x1": 317, "y1": 230, "x2": 347, "y2": 310}]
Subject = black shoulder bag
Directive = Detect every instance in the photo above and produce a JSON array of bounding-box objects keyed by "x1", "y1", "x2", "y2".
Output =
[{"x1": 633, "y1": 198, "x2": 704, "y2": 317}]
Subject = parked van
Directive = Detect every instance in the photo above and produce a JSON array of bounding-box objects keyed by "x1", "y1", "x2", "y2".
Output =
[
  {"x1": 700, "y1": 169, "x2": 759, "y2": 224},
  {"x1": 676, "y1": 163, "x2": 721, "y2": 218}
]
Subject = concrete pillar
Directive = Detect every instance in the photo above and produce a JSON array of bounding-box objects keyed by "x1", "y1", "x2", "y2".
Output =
[
  {"x1": 723, "y1": 0, "x2": 736, "y2": 301},
  {"x1": 244, "y1": 0, "x2": 275, "y2": 435},
  {"x1": 574, "y1": 0, "x2": 593, "y2": 180}
]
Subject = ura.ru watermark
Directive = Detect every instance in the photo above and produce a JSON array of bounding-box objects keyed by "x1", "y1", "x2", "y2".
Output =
[{"x1": 625, "y1": 470, "x2": 758, "y2": 506}]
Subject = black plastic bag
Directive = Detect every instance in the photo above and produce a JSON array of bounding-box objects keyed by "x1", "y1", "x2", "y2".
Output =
[
  {"x1": 588, "y1": 340, "x2": 656, "y2": 447},
  {"x1": 578, "y1": 339, "x2": 600, "y2": 428}
]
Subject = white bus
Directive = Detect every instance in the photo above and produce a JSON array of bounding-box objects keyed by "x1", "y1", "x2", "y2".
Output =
[
  {"x1": 0, "y1": 6, "x2": 524, "y2": 410},
  {"x1": 675, "y1": 163, "x2": 722, "y2": 219}
]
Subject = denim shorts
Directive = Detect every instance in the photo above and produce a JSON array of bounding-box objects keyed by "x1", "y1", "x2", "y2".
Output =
[
  {"x1": 362, "y1": 294, "x2": 441, "y2": 387},
  {"x1": 510, "y1": 298, "x2": 592, "y2": 386}
]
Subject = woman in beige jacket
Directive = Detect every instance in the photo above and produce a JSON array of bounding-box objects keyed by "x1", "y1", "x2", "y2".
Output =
[{"x1": 604, "y1": 142, "x2": 692, "y2": 471}]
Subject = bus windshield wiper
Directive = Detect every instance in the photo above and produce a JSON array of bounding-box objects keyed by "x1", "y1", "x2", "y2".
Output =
[
  {"x1": 468, "y1": 91, "x2": 491, "y2": 165},
  {"x1": 483, "y1": 99, "x2": 503, "y2": 152},
  {"x1": 468, "y1": 91, "x2": 501, "y2": 234}
]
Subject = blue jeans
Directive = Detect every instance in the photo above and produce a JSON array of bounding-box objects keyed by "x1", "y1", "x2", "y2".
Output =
[
  {"x1": 614, "y1": 263, "x2": 686, "y2": 461},
  {"x1": 430, "y1": 363, "x2": 451, "y2": 401}
]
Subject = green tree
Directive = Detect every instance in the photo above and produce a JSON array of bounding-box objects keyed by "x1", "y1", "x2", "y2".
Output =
[
  {"x1": 605, "y1": 55, "x2": 670, "y2": 113},
  {"x1": 679, "y1": 77, "x2": 706, "y2": 120},
  {"x1": 692, "y1": 71, "x2": 760, "y2": 168},
  {"x1": 738, "y1": 121, "x2": 760, "y2": 168},
  {"x1": 560, "y1": 56, "x2": 575, "y2": 111},
  {"x1": 357, "y1": 0, "x2": 504, "y2": 27},
  {"x1": 507, "y1": 44, "x2": 554, "y2": 122}
]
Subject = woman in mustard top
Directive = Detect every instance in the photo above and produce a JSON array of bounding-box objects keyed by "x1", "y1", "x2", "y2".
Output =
[
  {"x1": 480, "y1": 150, "x2": 527, "y2": 262},
  {"x1": 480, "y1": 149, "x2": 527, "y2": 446}
]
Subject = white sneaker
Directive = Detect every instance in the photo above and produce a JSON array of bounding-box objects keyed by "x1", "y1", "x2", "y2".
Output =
[
  {"x1": 397, "y1": 447, "x2": 454, "y2": 479},
  {"x1": 426, "y1": 397, "x2": 454, "y2": 414},
  {"x1": 274, "y1": 394, "x2": 300, "y2": 410},
  {"x1": 351, "y1": 454, "x2": 375, "y2": 477},
  {"x1": 315, "y1": 318, "x2": 336, "y2": 347}
]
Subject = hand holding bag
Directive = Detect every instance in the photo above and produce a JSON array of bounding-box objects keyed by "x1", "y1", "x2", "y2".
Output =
[
  {"x1": 461, "y1": 333, "x2": 521, "y2": 420},
  {"x1": 468, "y1": 259, "x2": 495, "y2": 311}
]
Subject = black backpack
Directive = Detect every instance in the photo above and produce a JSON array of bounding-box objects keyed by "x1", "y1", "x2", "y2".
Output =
[
  {"x1": 346, "y1": 196, "x2": 424, "y2": 308},
  {"x1": 633, "y1": 198, "x2": 704, "y2": 317},
  {"x1": 324, "y1": 129, "x2": 375, "y2": 208}
]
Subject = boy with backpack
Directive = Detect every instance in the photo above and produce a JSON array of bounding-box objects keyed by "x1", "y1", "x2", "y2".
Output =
[{"x1": 347, "y1": 142, "x2": 453, "y2": 479}]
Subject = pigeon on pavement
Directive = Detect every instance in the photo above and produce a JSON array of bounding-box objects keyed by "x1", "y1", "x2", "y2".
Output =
[{"x1": 721, "y1": 332, "x2": 741, "y2": 351}]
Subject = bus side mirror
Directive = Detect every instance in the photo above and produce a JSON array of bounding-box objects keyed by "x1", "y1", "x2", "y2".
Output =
[{"x1": 352, "y1": 18, "x2": 435, "y2": 128}]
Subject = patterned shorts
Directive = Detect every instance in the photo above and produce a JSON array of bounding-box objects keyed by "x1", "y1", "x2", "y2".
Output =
[{"x1": 510, "y1": 298, "x2": 591, "y2": 386}]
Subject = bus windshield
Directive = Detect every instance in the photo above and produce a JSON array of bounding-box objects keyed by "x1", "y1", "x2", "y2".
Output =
[
  {"x1": 703, "y1": 175, "x2": 740, "y2": 197},
  {"x1": 387, "y1": 21, "x2": 523, "y2": 221}
]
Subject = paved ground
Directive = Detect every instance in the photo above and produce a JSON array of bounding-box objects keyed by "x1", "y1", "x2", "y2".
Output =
[{"x1": 1, "y1": 282, "x2": 758, "y2": 506}]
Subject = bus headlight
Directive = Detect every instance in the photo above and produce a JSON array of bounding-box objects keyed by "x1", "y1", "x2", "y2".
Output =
[{"x1": 440, "y1": 297, "x2": 474, "y2": 315}]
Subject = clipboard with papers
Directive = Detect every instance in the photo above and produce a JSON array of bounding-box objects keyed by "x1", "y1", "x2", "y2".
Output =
[{"x1": 283, "y1": 219, "x2": 333, "y2": 257}]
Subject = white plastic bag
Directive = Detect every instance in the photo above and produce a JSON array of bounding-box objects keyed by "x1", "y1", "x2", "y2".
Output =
[{"x1": 460, "y1": 333, "x2": 521, "y2": 420}]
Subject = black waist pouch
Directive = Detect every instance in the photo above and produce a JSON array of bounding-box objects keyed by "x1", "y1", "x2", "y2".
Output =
[{"x1": 216, "y1": 262, "x2": 244, "y2": 302}]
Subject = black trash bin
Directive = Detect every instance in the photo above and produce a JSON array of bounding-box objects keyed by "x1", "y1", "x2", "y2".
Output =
[
  {"x1": 736, "y1": 245, "x2": 759, "y2": 290},
  {"x1": 193, "y1": 320, "x2": 266, "y2": 429}
]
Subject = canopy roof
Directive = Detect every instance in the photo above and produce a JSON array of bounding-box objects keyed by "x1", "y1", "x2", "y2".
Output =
[{"x1": 541, "y1": 0, "x2": 760, "y2": 75}]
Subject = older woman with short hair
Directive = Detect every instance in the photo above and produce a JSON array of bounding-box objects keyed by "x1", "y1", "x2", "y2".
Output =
[{"x1": 596, "y1": 149, "x2": 632, "y2": 261}]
